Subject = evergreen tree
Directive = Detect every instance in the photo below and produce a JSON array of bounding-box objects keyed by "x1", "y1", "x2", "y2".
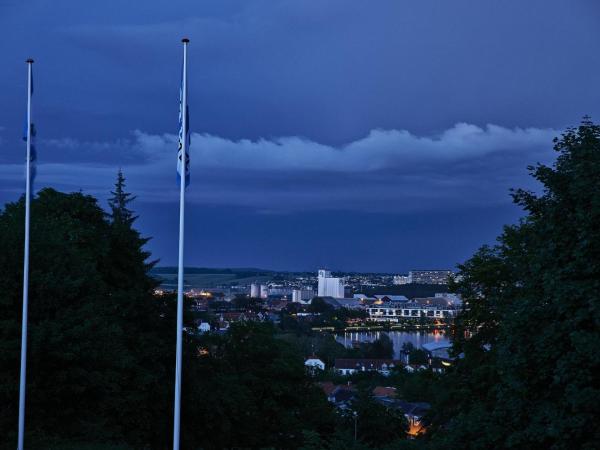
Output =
[{"x1": 108, "y1": 169, "x2": 135, "y2": 226}]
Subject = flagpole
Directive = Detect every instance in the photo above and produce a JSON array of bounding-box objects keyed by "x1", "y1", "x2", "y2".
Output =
[
  {"x1": 173, "y1": 38, "x2": 189, "y2": 450},
  {"x1": 18, "y1": 58, "x2": 34, "y2": 450}
]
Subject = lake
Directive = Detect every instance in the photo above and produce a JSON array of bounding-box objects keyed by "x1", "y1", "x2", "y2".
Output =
[{"x1": 335, "y1": 330, "x2": 449, "y2": 359}]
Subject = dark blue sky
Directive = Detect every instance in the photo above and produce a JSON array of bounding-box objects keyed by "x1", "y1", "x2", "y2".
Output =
[{"x1": 1, "y1": 0, "x2": 599, "y2": 272}]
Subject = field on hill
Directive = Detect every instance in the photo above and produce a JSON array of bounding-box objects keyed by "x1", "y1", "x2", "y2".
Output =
[{"x1": 151, "y1": 268, "x2": 273, "y2": 288}]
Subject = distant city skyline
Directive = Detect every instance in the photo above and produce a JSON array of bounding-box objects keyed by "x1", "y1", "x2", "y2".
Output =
[{"x1": 1, "y1": 0, "x2": 599, "y2": 271}]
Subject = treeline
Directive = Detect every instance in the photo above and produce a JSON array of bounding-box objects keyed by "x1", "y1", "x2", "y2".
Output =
[{"x1": 151, "y1": 267, "x2": 275, "y2": 277}]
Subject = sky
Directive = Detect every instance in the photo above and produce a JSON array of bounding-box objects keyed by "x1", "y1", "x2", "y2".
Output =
[{"x1": 0, "y1": 0, "x2": 599, "y2": 272}]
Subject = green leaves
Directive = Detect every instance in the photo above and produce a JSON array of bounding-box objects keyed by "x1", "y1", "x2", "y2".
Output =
[{"x1": 431, "y1": 119, "x2": 600, "y2": 448}]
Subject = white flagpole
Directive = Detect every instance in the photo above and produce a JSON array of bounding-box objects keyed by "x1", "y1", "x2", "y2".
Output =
[
  {"x1": 173, "y1": 38, "x2": 189, "y2": 450},
  {"x1": 18, "y1": 58, "x2": 34, "y2": 450}
]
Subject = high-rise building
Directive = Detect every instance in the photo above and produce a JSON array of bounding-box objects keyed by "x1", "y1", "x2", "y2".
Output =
[
  {"x1": 250, "y1": 283, "x2": 260, "y2": 298},
  {"x1": 409, "y1": 270, "x2": 453, "y2": 285},
  {"x1": 317, "y1": 269, "x2": 344, "y2": 298}
]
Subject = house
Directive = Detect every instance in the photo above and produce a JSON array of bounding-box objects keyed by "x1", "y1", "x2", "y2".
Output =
[
  {"x1": 197, "y1": 322, "x2": 210, "y2": 333},
  {"x1": 334, "y1": 358, "x2": 403, "y2": 376},
  {"x1": 421, "y1": 340, "x2": 452, "y2": 359},
  {"x1": 421, "y1": 340, "x2": 456, "y2": 372},
  {"x1": 372, "y1": 386, "x2": 397, "y2": 398},
  {"x1": 304, "y1": 357, "x2": 325, "y2": 374},
  {"x1": 404, "y1": 364, "x2": 428, "y2": 373},
  {"x1": 221, "y1": 312, "x2": 247, "y2": 322},
  {"x1": 429, "y1": 358, "x2": 452, "y2": 373},
  {"x1": 266, "y1": 299, "x2": 289, "y2": 311},
  {"x1": 318, "y1": 382, "x2": 357, "y2": 409},
  {"x1": 395, "y1": 401, "x2": 431, "y2": 436},
  {"x1": 318, "y1": 381, "x2": 337, "y2": 397}
]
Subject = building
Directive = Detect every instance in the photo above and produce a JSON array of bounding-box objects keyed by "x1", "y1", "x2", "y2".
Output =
[
  {"x1": 372, "y1": 386, "x2": 397, "y2": 398},
  {"x1": 268, "y1": 285, "x2": 293, "y2": 297},
  {"x1": 250, "y1": 283, "x2": 260, "y2": 298},
  {"x1": 317, "y1": 269, "x2": 344, "y2": 298},
  {"x1": 334, "y1": 358, "x2": 403, "y2": 376},
  {"x1": 375, "y1": 295, "x2": 409, "y2": 302},
  {"x1": 409, "y1": 270, "x2": 453, "y2": 285},
  {"x1": 321, "y1": 297, "x2": 364, "y2": 310},
  {"x1": 393, "y1": 275, "x2": 410, "y2": 285},
  {"x1": 260, "y1": 284, "x2": 269, "y2": 299},
  {"x1": 396, "y1": 401, "x2": 431, "y2": 436},
  {"x1": 292, "y1": 288, "x2": 315, "y2": 304},
  {"x1": 435, "y1": 292, "x2": 462, "y2": 304},
  {"x1": 367, "y1": 297, "x2": 458, "y2": 322},
  {"x1": 197, "y1": 322, "x2": 211, "y2": 333},
  {"x1": 304, "y1": 357, "x2": 325, "y2": 374}
]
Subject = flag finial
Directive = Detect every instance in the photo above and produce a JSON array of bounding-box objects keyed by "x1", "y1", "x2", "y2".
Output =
[
  {"x1": 182, "y1": 38, "x2": 190, "y2": 43},
  {"x1": 26, "y1": 59, "x2": 34, "y2": 63}
]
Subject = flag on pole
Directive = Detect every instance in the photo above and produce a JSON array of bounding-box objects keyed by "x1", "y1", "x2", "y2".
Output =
[
  {"x1": 173, "y1": 38, "x2": 189, "y2": 450},
  {"x1": 18, "y1": 58, "x2": 34, "y2": 450},
  {"x1": 177, "y1": 67, "x2": 190, "y2": 187},
  {"x1": 22, "y1": 67, "x2": 36, "y2": 184}
]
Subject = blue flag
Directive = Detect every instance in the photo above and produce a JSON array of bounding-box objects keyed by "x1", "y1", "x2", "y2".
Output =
[
  {"x1": 22, "y1": 67, "x2": 36, "y2": 183},
  {"x1": 177, "y1": 68, "x2": 190, "y2": 187}
]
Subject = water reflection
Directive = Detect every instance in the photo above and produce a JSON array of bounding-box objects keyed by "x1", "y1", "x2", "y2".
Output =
[{"x1": 335, "y1": 330, "x2": 448, "y2": 359}]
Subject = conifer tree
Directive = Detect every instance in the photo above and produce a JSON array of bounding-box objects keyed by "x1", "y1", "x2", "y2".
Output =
[
  {"x1": 108, "y1": 169, "x2": 135, "y2": 226},
  {"x1": 105, "y1": 170, "x2": 156, "y2": 291}
]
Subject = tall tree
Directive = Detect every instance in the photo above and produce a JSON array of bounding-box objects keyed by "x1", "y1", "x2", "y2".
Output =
[
  {"x1": 108, "y1": 169, "x2": 135, "y2": 226},
  {"x1": 0, "y1": 188, "x2": 174, "y2": 449},
  {"x1": 431, "y1": 119, "x2": 600, "y2": 449}
]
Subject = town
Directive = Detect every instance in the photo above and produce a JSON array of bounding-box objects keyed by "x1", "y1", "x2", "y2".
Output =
[{"x1": 153, "y1": 268, "x2": 461, "y2": 438}]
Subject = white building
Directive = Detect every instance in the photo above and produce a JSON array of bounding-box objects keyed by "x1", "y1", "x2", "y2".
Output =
[
  {"x1": 367, "y1": 298, "x2": 458, "y2": 322},
  {"x1": 250, "y1": 283, "x2": 260, "y2": 298},
  {"x1": 260, "y1": 284, "x2": 269, "y2": 299},
  {"x1": 198, "y1": 322, "x2": 211, "y2": 333},
  {"x1": 317, "y1": 269, "x2": 344, "y2": 298},
  {"x1": 393, "y1": 275, "x2": 410, "y2": 285},
  {"x1": 292, "y1": 288, "x2": 315, "y2": 304},
  {"x1": 268, "y1": 286, "x2": 293, "y2": 297},
  {"x1": 304, "y1": 357, "x2": 325, "y2": 373}
]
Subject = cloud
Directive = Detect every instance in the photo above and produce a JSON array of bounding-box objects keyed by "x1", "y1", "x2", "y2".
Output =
[
  {"x1": 41, "y1": 122, "x2": 555, "y2": 171},
  {"x1": 1, "y1": 123, "x2": 559, "y2": 213}
]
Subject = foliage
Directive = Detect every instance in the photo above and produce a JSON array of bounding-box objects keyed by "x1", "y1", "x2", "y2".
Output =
[
  {"x1": 181, "y1": 321, "x2": 337, "y2": 449},
  {"x1": 279, "y1": 332, "x2": 349, "y2": 368},
  {"x1": 429, "y1": 119, "x2": 600, "y2": 449},
  {"x1": 401, "y1": 342, "x2": 428, "y2": 365},
  {"x1": 347, "y1": 389, "x2": 408, "y2": 447},
  {"x1": 0, "y1": 174, "x2": 338, "y2": 448},
  {"x1": 357, "y1": 334, "x2": 395, "y2": 359},
  {"x1": 0, "y1": 184, "x2": 174, "y2": 449}
]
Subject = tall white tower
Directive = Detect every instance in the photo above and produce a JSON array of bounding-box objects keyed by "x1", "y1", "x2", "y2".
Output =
[
  {"x1": 260, "y1": 284, "x2": 269, "y2": 299},
  {"x1": 317, "y1": 269, "x2": 344, "y2": 298}
]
